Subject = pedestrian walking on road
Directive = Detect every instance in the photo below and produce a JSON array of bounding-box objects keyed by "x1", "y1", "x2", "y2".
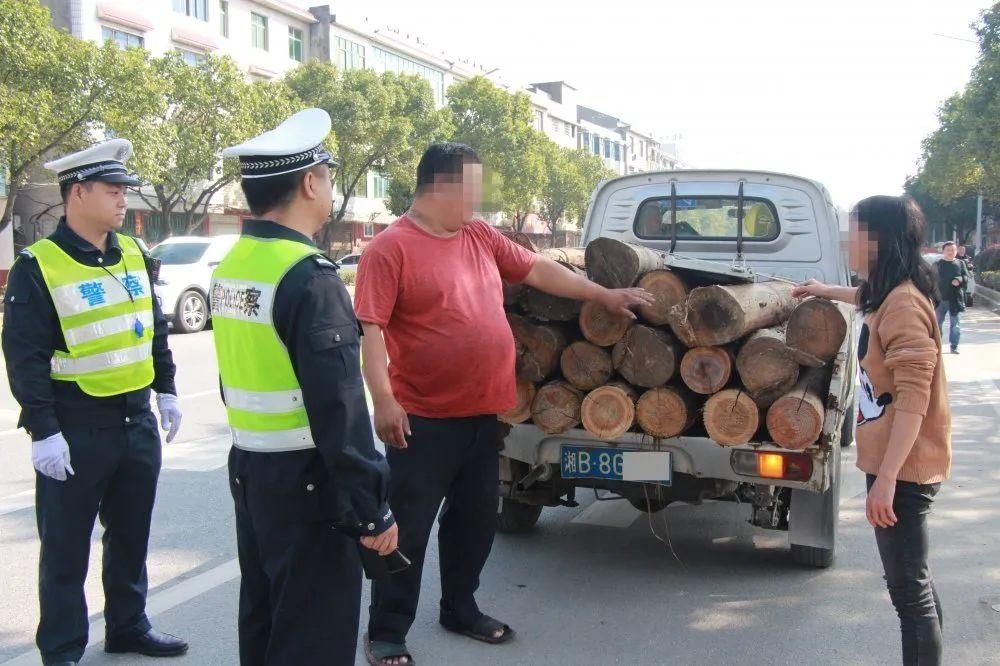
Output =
[
  {"x1": 933, "y1": 241, "x2": 969, "y2": 353},
  {"x1": 1, "y1": 139, "x2": 187, "y2": 665},
  {"x1": 212, "y1": 108, "x2": 397, "y2": 666},
  {"x1": 794, "y1": 195, "x2": 951, "y2": 666},
  {"x1": 355, "y1": 142, "x2": 654, "y2": 666}
]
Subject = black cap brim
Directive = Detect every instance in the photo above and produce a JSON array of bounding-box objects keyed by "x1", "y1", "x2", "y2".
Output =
[{"x1": 96, "y1": 173, "x2": 142, "y2": 186}]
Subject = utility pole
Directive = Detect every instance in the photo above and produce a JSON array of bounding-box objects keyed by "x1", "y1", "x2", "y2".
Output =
[{"x1": 975, "y1": 194, "x2": 983, "y2": 254}]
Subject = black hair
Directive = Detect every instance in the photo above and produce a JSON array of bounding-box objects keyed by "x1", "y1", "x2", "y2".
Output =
[
  {"x1": 241, "y1": 165, "x2": 325, "y2": 217},
  {"x1": 855, "y1": 195, "x2": 938, "y2": 314},
  {"x1": 941, "y1": 240, "x2": 956, "y2": 249},
  {"x1": 60, "y1": 180, "x2": 92, "y2": 204},
  {"x1": 415, "y1": 142, "x2": 481, "y2": 191}
]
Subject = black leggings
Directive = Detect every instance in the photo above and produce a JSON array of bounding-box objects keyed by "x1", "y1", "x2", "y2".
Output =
[{"x1": 867, "y1": 475, "x2": 943, "y2": 666}]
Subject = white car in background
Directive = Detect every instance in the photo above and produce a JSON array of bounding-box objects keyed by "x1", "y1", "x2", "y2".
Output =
[
  {"x1": 337, "y1": 253, "x2": 362, "y2": 268},
  {"x1": 150, "y1": 235, "x2": 239, "y2": 333}
]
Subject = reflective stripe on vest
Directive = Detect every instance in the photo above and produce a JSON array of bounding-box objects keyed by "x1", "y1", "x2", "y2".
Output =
[
  {"x1": 26, "y1": 234, "x2": 155, "y2": 397},
  {"x1": 211, "y1": 236, "x2": 320, "y2": 453}
]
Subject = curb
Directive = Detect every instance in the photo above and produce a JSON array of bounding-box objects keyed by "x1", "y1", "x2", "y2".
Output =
[{"x1": 975, "y1": 283, "x2": 1000, "y2": 317}]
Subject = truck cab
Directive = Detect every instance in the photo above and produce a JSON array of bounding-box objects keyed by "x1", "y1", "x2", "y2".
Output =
[{"x1": 498, "y1": 170, "x2": 856, "y2": 568}]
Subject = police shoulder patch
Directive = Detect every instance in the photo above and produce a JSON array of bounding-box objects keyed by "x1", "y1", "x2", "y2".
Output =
[
  {"x1": 18, "y1": 249, "x2": 34, "y2": 259},
  {"x1": 312, "y1": 255, "x2": 337, "y2": 269}
]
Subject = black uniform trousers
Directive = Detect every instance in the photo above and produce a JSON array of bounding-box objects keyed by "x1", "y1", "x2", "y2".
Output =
[
  {"x1": 35, "y1": 406, "x2": 161, "y2": 664},
  {"x1": 229, "y1": 447, "x2": 363, "y2": 666},
  {"x1": 368, "y1": 415, "x2": 500, "y2": 644}
]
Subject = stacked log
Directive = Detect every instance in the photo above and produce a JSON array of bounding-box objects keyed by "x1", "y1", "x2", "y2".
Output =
[{"x1": 503, "y1": 238, "x2": 846, "y2": 447}]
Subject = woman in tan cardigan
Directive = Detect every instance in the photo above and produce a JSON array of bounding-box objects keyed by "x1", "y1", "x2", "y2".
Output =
[{"x1": 794, "y1": 195, "x2": 950, "y2": 666}]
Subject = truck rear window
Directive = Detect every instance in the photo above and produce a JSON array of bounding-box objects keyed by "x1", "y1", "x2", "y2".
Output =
[{"x1": 634, "y1": 196, "x2": 780, "y2": 241}]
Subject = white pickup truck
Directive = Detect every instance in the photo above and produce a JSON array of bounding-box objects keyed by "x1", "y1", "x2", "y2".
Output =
[{"x1": 498, "y1": 170, "x2": 856, "y2": 568}]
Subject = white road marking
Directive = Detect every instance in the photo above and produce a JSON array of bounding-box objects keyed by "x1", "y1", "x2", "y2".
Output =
[
  {"x1": 571, "y1": 498, "x2": 641, "y2": 528},
  {"x1": 2, "y1": 558, "x2": 241, "y2": 666},
  {"x1": 0, "y1": 489, "x2": 35, "y2": 517}
]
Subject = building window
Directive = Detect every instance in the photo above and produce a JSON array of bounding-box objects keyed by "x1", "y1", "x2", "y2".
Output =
[
  {"x1": 372, "y1": 172, "x2": 390, "y2": 199},
  {"x1": 613, "y1": 143, "x2": 621, "y2": 162},
  {"x1": 363, "y1": 221, "x2": 375, "y2": 238},
  {"x1": 178, "y1": 49, "x2": 205, "y2": 66},
  {"x1": 604, "y1": 139, "x2": 611, "y2": 159},
  {"x1": 564, "y1": 123, "x2": 573, "y2": 137},
  {"x1": 219, "y1": 0, "x2": 229, "y2": 37},
  {"x1": 371, "y1": 47, "x2": 445, "y2": 105},
  {"x1": 336, "y1": 37, "x2": 366, "y2": 71},
  {"x1": 580, "y1": 131, "x2": 589, "y2": 149},
  {"x1": 593, "y1": 135, "x2": 600, "y2": 155},
  {"x1": 102, "y1": 26, "x2": 144, "y2": 49},
  {"x1": 0, "y1": 167, "x2": 7, "y2": 198},
  {"x1": 534, "y1": 110, "x2": 544, "y2": 131},
  {"x1": 173, "y1": 0, "x2": 208, "y2": 21},
  {"x1": 251, "y1": 12, "x2": 268, "y2": 50},
  {"x1": 288, "y1": 27, "x2": 303, "y2": 62}
]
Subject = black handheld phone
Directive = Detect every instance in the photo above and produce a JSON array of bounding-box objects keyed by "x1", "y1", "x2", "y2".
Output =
[{"x1": 359, "y1": 547, "x2": 411, "y2": 580}]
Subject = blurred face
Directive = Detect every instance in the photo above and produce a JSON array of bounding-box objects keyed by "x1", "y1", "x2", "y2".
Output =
[
  {"x1": 461, "y1": 163, "x2": 483, "y2": 222},
  {"x1": 942, "y1": 244, "x2": 958, "y2": 261},
  {"x1": 847, "y1": 210, "x2": 877, "y2": 277},
  {"x1": 71, "y1": 182, "x2": 128, "y2": 231}
]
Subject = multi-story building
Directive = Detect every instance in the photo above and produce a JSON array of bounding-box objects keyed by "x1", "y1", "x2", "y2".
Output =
[{"x1": 527, "y1": 81, "x2": 581, "y2": 151}]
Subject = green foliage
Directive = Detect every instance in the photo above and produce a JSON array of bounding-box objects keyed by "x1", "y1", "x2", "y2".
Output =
[
  {"x1": 447, "y1": 76, "x2": 545, "y2": 226},
  {"x1": 978, "y1": 270, "x2": 1000, "y2": 290},
  {"x1": 538, "y1": 141, "x2": 614, "y2": 231},
  {"x1": 338, "y1": 267, "x2": 357, "y2": 286},
  {"x1": 111, "y1": 50, "x2": 295, "y2": 232},
  {"x1": 976, "y1": 247, "x2": 1000, "y2": 272},
  {"x1": 386, "y1": 180, "x2": 414, "y2": 216},
  {"x1": 0, "y1": 0, "x2": 163, "y2": 230},
  {"x1": 904, "y1": 175, "x2": 979, "y2": 244},
  {"x1": 285, "y1": 61, "x2": 450, "y2": 247}
]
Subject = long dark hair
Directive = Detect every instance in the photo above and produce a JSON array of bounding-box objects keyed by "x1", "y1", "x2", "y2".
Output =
[{"x1": 855, "y1": 195, "x2": 938, "y2": 314}]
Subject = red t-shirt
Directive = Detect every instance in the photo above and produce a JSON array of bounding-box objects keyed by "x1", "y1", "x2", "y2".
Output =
[{"x1": 354, "y1": 216, "x2": 538, "y2": 418}]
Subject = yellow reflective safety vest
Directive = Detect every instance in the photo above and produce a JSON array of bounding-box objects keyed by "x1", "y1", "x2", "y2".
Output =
[
  {"x1": 26, "y1": 234, "x2": 155, "y2": 397},
  {"x1": 210, "y1": 236, "x2": 320, "y2": 453}
]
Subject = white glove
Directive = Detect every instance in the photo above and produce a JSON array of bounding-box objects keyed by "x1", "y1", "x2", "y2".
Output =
[
  {"x1": 32, "y1": 433, "x2": 74, "y2": 481},
  {"x1": 156, "y1": 393, "x2": 183, "y2": 443}
]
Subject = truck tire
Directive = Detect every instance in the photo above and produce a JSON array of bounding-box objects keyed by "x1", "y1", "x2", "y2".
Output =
[
  {"x1": 497, "y1": 498, "x2": 543, "y2": 534},
  {"x1": 628, "y1": 497, "x2": 669, "y2": 513},
  {"x1": 791, "y1": 544, "x2": 834, "y2": 568}
]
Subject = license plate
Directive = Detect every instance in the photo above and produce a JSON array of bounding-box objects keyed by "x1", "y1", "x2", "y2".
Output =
[{"x1": 560, "y1": 446, "x2": 672, "y2": 484}]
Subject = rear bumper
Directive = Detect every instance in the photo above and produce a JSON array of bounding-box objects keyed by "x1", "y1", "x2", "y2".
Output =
[{"x1": 501, "y1": 425, "x2": 832, "y2": 493}]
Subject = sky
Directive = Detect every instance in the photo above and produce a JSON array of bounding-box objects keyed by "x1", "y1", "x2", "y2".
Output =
[{"x1": 295, "y1": 0, "x2": 990, "y2": 208}]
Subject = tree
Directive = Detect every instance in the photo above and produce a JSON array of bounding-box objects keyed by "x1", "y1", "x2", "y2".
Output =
[
  {"x1": 112, "y1": 51, "x2": 295, "y2": 235},
  {"x1": 904, "y1": 175, "x2": 980, "y2": 244},
  {"x1": 447, "y1": 76, "x2": 545, "y2": 230},
  {"x1": 538, "y1": 142, "x2": 614, "y2": 233},
  {"x1": 0, "y1": 0, "x2": 162, "y2": 233},
  {"x1": 285, "y1": 62, "x2": 450, "y2": 249}
]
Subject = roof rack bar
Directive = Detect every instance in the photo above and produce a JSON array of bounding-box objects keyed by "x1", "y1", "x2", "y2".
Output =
[{"x1": 669, "y1": 181, "x2": 678, "y2": 255}]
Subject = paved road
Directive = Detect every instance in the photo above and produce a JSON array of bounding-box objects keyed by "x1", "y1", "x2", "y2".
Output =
[{"x1": 2, "y1": 309, "x2": 999, "y2": 665}]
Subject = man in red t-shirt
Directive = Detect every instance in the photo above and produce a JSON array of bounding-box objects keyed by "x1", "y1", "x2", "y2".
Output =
[{"x1": 355, "y1": 143, "x2": 651, "y2": 666}]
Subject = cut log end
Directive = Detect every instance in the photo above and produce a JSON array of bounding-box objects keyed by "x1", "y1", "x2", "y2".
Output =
[
  {"x1": 636, "y1": 387, "x2": 700, "y2": 439},
  {"x1": 736, "y1": 327, "x2": 800, "y2": 408},
  {"x1": 499, "y1": 380, "x2": 537, "y2": 425},
  {"x1": 766, "y1": 370, "x2": 827, "y2": 449},
  {"x1": 585, "y1": 237, "x2": 665, "y2": 289},
  {"x1": 579, "y1": 300, "x2": 634, "y2": 347},
  {"x1": 560, "y1": 341, "x2": 613, "y2": 391},
  {"x1": 786, "y1": 298, "x2": 849, "y2": 367},
  {"x1": 508, "y1": 314, "x2": 566, "y2": 383},
  {"x1": 581, "y1": 384, "x2": 637, "y2": 440},
  {"x1": 680, "y1": 346, "x2": 733, "y2": 394},
  {"x1": 531, "y1": 381, "x2": 582, "y2": 435},
  {"x1": 704, "y1": 389, "x2": 760, "y2": 446},
  {"x1": 612, "y1": 325, "x2": 681, "y2": 388},
  {"x1": 636, "y1": 270, "x2": 688, "y2": 325}
]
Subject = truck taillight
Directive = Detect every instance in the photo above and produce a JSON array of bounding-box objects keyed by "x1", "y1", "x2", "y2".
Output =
[{"x1": 731, "y1": 450, "x2": 813, "y2": 482}]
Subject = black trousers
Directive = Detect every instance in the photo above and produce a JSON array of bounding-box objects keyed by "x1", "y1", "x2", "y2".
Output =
[
  {"x1": 867, "y1": 475, "x2": 943, "y2": 666},
  {"x1": 230, "y1": 449, "x2": 363, "y2": 666},
  {"x1": 368, "y1": 415, "x2": 500, "y2": 644},
  {"x1": 35, "y1": 409, "x2": 161, "y2": 665}
]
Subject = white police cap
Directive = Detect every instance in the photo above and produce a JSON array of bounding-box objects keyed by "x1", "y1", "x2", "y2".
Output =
[
  {"x1": 222, "y1": 108, "x2": 336, "y2": 179},
  {"x1": 43, "y1": 138, "x2": 141, "y2": 186}
]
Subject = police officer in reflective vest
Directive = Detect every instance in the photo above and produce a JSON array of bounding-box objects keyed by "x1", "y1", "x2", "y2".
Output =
[
  {"x1": 212, "y1": 108, "x2": 397, "y2": 665},
  {"x1": 1, "y1": 139, "x2": 187, "y2": 665}
]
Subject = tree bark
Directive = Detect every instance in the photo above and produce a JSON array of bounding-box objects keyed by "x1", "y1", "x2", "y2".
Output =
[
  {"x1": 636, "y1": 269, "x2": 688, "y2": 325},
  {"x1": 636, "y1": 386, "x2": 701, "y2": 438},
  {"x1": 500, "y1": 379, "x2": 537, "y2": 425},
  {"x1": 507, "y1": 314, "x2": 566, "y2": 382},
  {"x1": 579, "y1": 300, "x2": 633, "y2": 347},
  {"x1": 581, "y1": 381, "x2": 638, "y2": 440},
  {"x1": 671, "y1": 281, "x2": 799, "y2": 346},
  {"x1": 785, "y1": 297, "x2": 850, "y2": 367},
  {"x1": 541, "y1": 247, "x2": 587, "y2": 270},
  {"x1": 703, "y1": 389, "x2": 761, "y2": 446},
  {"x1": 735, "y1": 327, "x2": 800, "y2": 408},
  {"x1": 680, "y1": 346, "x2": 735, "y2": 395},
  {"x1": 612, "y1": 325, "x2": 682, "y2": 388},
  {"x1": 503, "y1": 281, "x2": 523, "y2": 307},
  {"x1": 766, "y1": 369, "x2": 827, "y2": 450},
  {"x1": 560, "y1": 341, "x2": 613, "y2": 391},
  {"x1": 585, "y1": 237, "x2": 667, "y2": 288},
  {"x1": 531, "y1": 380, "x2": 583, "y2": 434},
  {"x1": 520, "y1": 263, "x2": 585, "y2": 321}
]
